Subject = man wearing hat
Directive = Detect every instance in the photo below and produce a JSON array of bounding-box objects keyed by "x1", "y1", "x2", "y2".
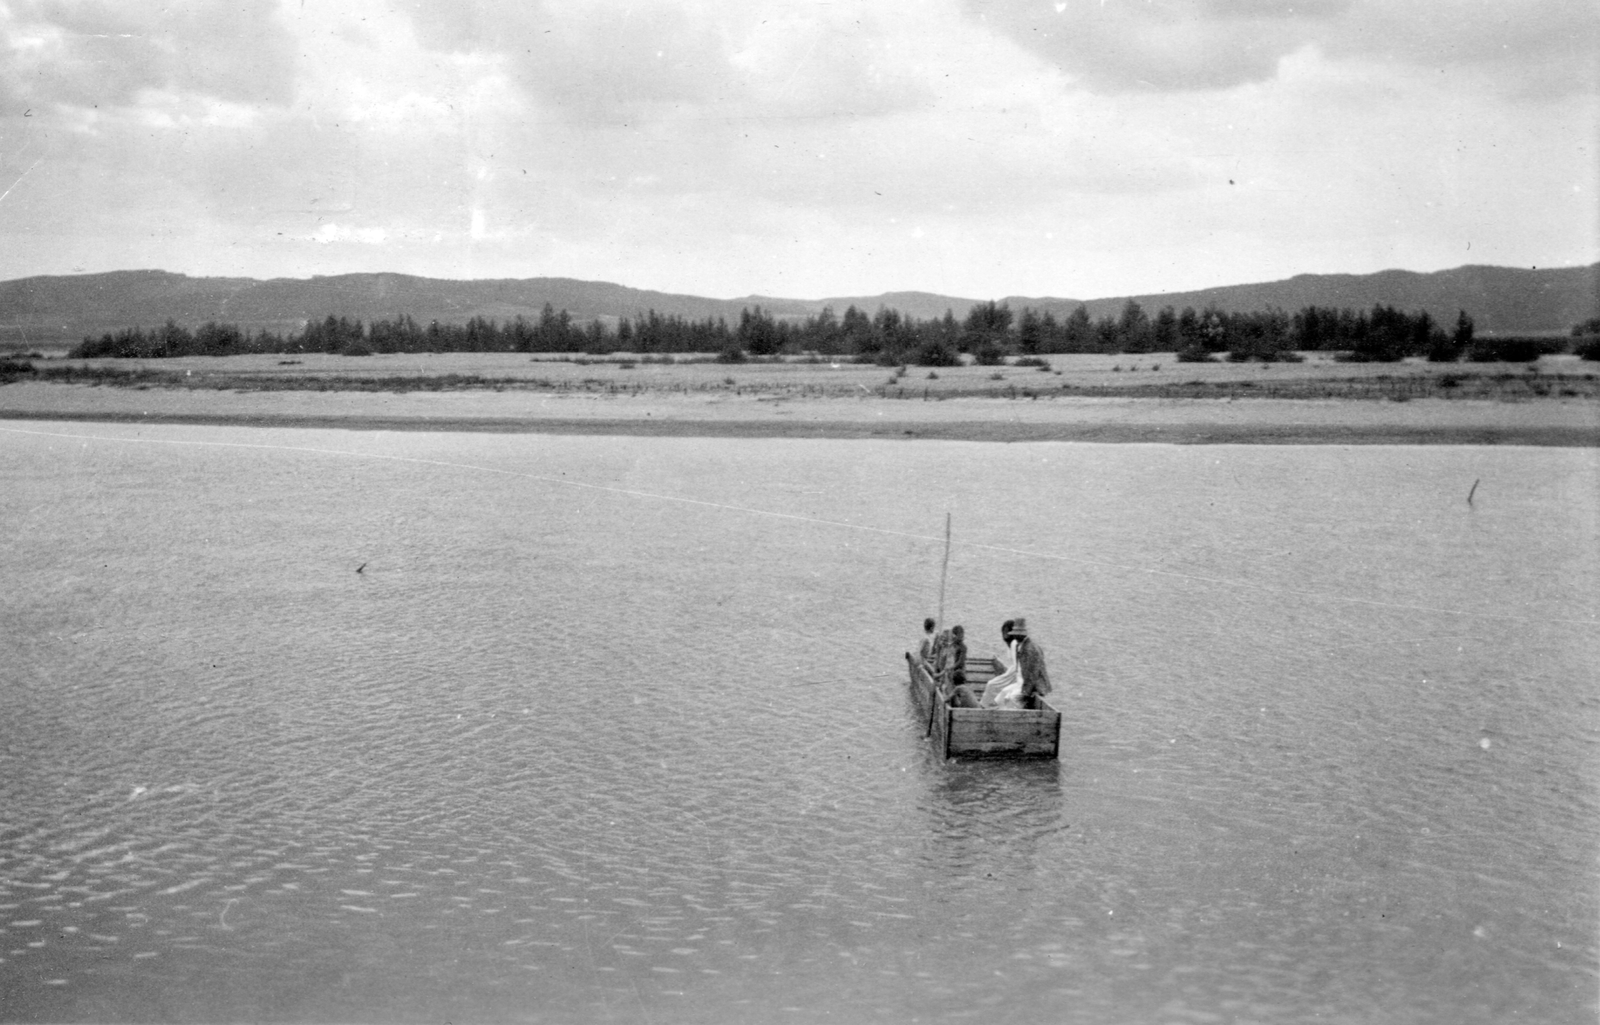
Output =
[{"x1": 1010, "y1": 617, "x2": 1052, "y2": 709}]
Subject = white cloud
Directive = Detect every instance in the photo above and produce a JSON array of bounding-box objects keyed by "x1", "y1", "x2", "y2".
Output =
[
  {"x1": 311, "y1": 222, "x2": 388, "y2": 245},
  {"x1": 0, "y1": 0, "x2": 1592, "y2": 298},
  {"x1": 0, "y1": 0, "x2": 297, "y2": 110},
  {"x1": 967, "y1": 0, "x2": 1598, "y2": 97}
]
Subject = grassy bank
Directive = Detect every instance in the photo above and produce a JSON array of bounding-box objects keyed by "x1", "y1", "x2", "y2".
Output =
[{"x1": 5, "y1": 354, "x2": 1598, "y2": 403}]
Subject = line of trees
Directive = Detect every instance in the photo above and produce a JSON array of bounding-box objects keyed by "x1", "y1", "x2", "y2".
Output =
[{"x1": 72, "y1": 299, "x2": 1552, "y2": 365}]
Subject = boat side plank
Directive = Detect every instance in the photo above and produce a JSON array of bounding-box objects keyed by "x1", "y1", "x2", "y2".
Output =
[{"x1": 947, "y1": 713, "x2": 1059, "y2": 757}]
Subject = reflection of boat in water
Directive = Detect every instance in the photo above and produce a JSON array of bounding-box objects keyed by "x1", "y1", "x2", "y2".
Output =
[{"x1": 906, "y1": 654, "x2": 1062, "y2": 760}]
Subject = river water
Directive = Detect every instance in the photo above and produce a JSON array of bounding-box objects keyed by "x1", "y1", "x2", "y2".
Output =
[{"x1": 2, "y1": 422, "x2": 1596, "y2": 1023}]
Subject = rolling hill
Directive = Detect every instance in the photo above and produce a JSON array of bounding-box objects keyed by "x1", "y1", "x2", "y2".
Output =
[
  {"x1": 2, "y1": 263, "x2": 1595, "y2": 345},
  {"x1": 1011, "y1": 264, "x2": 1599, "y2": 335}
]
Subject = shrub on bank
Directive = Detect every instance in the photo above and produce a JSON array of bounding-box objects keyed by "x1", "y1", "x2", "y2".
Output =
[
  {"x1": 0, "y1": 357, "x2": 36, "y2": 383},
  {"x1": 913, "y1": 339, "x2": 961, "y2": 367},
  {"x1": 1466, "y1": 337, "x2": 1551, "y2": 363},
  {"x1": 971, "y1": 339, "x2": 1007, "y2": 366}
]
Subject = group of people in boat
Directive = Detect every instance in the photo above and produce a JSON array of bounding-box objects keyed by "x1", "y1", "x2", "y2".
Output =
[{"x1": 916, "y1": 616, "x2": 1052, "y2": 710}]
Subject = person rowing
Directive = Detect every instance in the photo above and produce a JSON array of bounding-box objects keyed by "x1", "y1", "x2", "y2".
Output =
[
  {"x1": 917, "y1": 617, "x2": 938, "y2": 670},
  {"x1": 942, "y1": 625, "x2": 984, "y2": 707}
]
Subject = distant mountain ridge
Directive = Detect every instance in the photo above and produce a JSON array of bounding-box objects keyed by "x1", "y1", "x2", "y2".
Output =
[
  {"x1": 2, "y1": 263, "x2": 1595, "y2": 343},
  {"x1": 1010, "y1": 264, "x2": 1599, "y2": 335}
]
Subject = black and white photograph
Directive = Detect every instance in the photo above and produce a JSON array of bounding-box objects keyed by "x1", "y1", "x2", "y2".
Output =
[{"x1": 2, "y1": 1, "x2": 1596, "y2": 1021}]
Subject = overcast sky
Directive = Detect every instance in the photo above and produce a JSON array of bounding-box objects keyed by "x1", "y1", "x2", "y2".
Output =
[{"x1": 0, "y1": 0, "x2": 1595, "y2": 300}]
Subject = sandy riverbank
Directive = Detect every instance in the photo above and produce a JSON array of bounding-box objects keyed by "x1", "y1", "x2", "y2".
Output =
[{"x1": 3, "y1": 380, "x2": 1597, "y2": 444}]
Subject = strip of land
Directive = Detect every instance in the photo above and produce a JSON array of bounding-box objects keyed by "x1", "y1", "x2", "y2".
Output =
[{"x1": 3, "y1": 379, "x2": 1596, "y2": 445}]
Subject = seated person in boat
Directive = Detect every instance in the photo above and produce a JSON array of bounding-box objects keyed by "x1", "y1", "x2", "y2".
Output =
[
  {"x1": 1011, "y1": 617, "x2": 1053, "y2": 709},
  {"x1": 979, "y1": 620, "x2": 1021, "y2": 708},
  {"x1": 978, "y1": 618, "x2": 1052, "y2": 709}
]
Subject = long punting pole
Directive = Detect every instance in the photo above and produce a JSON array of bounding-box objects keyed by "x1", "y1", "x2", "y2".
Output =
[
  {"x1": 936, "y1": 512, "x2": 952, "y2": 632},
  {"x1": 926, "y1": 512, "x2": 954, "y2": 739}
]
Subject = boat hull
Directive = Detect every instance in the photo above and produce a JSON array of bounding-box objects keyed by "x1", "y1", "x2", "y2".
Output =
[{"x1": 906, "y1": 654, "x2": 1061, "y2": 760}]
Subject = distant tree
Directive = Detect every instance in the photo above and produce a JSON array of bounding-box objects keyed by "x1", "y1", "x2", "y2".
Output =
[
  {"x1": 1427, "y1": 309, "x2": 1471, "y2": 362},
  {"x1": 156, "y1": 319, "x2": 194, "y2": 356},
  {"x1": 964, "y1": 300, "x2": 1013, "y2": 336},
  {"x1": 869, "y1": 307, "x2": 915, "y2": 363},
  {"x1": 1200, "y1": 305, "x2": 1230, "y2": 352},
  {"x1": 737, "y1": 306, "x2": 779, "y2": 356},
  {"x1": 1152, "y1": 305, "x2": 1178, "y2": 352},
  {"x1": 963, "y1": 301, "x2": 1013, "y2": 363},
  {"x1": 1061, "y1": 305, "x2": 1094, "y2": 353},
  {"x1": 374, "y1": 313, "x2": 425, "y2": 353},
  {"x1": 1410, "y1": 310, "x2": 1439, "y2": 358},
  {"x1": 1093, "y1": 315, "x2": 1120, "y2": 353},
  {"x1": 1117, "y1": 300, "x2": 1153, "y2": 353},
  {"x1": 1227, "y1": 308, "x2": 1296, "y2": 362},
  {"x1": 1037, "y1": 310, "x2": 1063, "y2": 353},
  {"x1": 808, "y1": 306, "x2": 841, "y2": 354},
  {"x1": 1016, "y1": 308, "x2": 1045, "y2": 356},
  {"x1": 1344, "y1": 304, "x2": 1408, "y2": 362},
  {"x1": 1176, "y1": 306, "x2": 1204, "y2": 355},
  {"x1": 839, "y1": 305, "x2": 873, "y2": 357},
  {"x1": 1292, "y1": 305, "x2": 1332, "y2": 350},
  {"x1": 194, "y1": 321, "x2": 243, "y2": 356}
]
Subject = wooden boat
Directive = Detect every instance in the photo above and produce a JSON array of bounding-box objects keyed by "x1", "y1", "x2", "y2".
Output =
[{"x1": 906, "y1": 652, "x2": 1062, "y2": 759}]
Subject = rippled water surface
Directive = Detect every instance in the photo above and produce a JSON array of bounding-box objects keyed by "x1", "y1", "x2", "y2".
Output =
[{"x1": 2, "y1": 422, "x2": 1597, "y2": 1023}]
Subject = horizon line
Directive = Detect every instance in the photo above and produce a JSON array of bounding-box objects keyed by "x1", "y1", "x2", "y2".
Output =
[{"x1": 3, "y1": 260, "x2": 1597, "y2": 309}]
